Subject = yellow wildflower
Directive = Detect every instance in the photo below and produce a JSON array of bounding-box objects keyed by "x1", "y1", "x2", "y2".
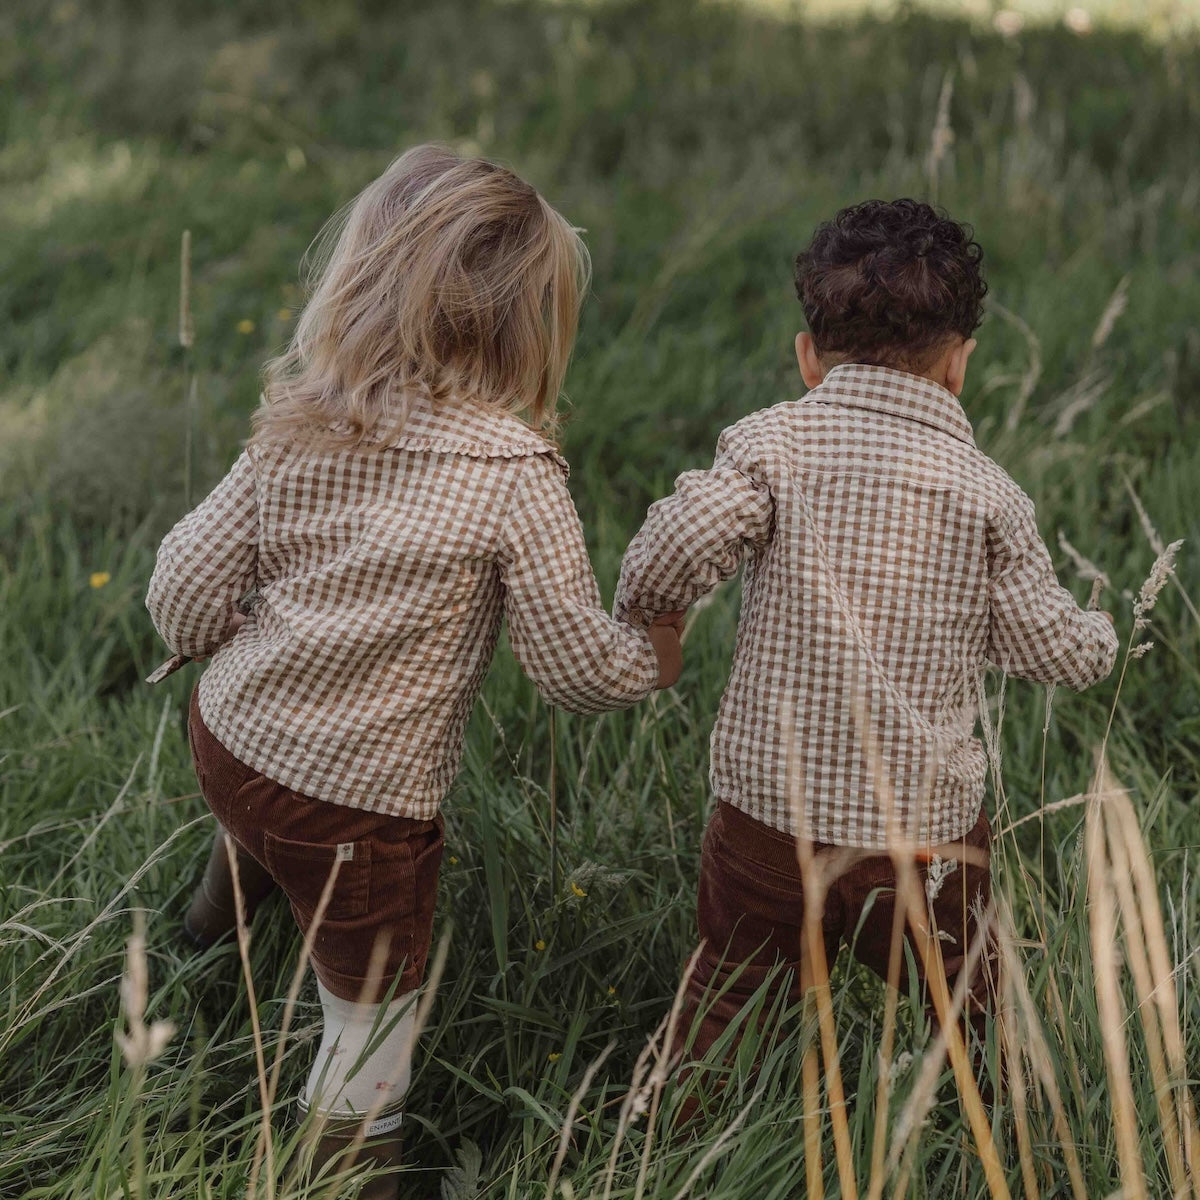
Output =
[
  {"x1": 236, "y1": 318, "x2": 256, "y2": 335},
  {"x1": 548, "y1": 1052, "x2": 561, "y2": 1062},
  {"x1": 535, "y1": 939, "x2": 546, "y2": 951},
  {"x1": 89, "y1": 572, "x2": 111, "y2": 589},
  {"x1": 276, "y1": 308, "x2": 291, "y2": 321},
  {"x1": 570, "y1": 882, "x2": 587, "y2": 898},
  {"x1": 448, "y1": 855, "x2": 459, "y2": 865},
  {"x1": 607, "y1": 985, "x2": 617, "y2": 996}
]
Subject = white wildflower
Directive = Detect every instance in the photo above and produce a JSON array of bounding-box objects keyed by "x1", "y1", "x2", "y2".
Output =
[{"x1": 925, "y1": 854, "x2": 959, "y2": 902}]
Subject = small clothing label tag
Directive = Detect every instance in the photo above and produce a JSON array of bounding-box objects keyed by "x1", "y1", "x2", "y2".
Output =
[
  {"x1": 363, "y1": 1109, "x2": 404, "y2": 1137},
  {"x1": 335, "y1": 843, "x2": 355, "y2": 862}
]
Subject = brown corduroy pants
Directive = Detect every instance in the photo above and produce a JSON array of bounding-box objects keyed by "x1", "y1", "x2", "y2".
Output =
[
  {"x1": 678, "y1": 801, "x2": 994, "y2": 1066},
  {"x1": 187, "y1": 688, "x2": 443, "y2": 1002}
]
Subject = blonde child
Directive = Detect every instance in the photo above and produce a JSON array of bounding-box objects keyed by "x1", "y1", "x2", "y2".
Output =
[{"x1": 147, "y1": 145, "x2": 680, "y2": 1196}]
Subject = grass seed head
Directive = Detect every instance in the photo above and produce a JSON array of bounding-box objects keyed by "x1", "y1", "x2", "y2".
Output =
[
  {"x1": 1133, "y1": 539, "x2": 1183, "y2": 626},
  {"x1": 115, "y1": 920, "x2": 176, "y2": 1069}
]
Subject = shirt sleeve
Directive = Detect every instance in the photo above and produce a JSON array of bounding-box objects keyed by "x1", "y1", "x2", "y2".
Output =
[
  {"x1": 497, "y1": 453, "x2": 659, "y2": 714},
  {"x1": 615, "y1": 430, "x2": 775, "y2": 627},
  {"x1": 145, "y1": 451, "x2": 259, "y2": 658},
  {"x1": 986, "y1": 493, "x2": 1118, "y2": 691}
]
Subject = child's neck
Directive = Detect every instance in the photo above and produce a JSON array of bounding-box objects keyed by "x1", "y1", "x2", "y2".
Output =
[
  {"x1": 797, "y1": 333, "x2": 975, "y2": 398},
  {"x1": 823, "y1": 350, "x2": 971, "y2": 399}
]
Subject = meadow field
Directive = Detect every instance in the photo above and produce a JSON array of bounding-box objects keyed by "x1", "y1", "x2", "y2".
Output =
[{"x1": 2, "y1": 1, "x2": 1199, "y2": 1196}]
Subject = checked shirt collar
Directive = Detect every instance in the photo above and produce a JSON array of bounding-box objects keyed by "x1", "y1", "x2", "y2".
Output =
[{"x1": 811, "y1": 363, "x2": 977, "y2": 447}]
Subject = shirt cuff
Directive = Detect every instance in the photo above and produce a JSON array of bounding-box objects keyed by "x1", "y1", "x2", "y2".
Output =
[
  {"x1": 623, "y1": 623, "x2": 661, "y2": 700},
  {"x1": 614, "y1": 595, "x2": 652, "y2": 629},
  {"x1": 1091, "y1": 610, "x2": 1120, "y2": 676}
]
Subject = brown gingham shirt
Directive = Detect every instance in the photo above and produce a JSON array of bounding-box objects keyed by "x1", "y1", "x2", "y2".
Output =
[
  {"x1": 147, "y1": 399, "x2": 659, "y2": 819},
  {"x1": 616, "y1": 364, "x2": 1118, "y2": 848}
]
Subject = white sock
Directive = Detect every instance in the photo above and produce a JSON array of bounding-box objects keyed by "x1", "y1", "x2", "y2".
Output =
[{"x1": 302, "y1": 980, "x2": 417, "y2": 1117}]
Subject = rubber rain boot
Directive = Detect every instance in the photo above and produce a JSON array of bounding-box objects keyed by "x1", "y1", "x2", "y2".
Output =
[
  {"x1": 304, "y1": 1105, "x2": 404, "y2": 1200},
  {"x1": 183, "y1": 828, "x2": 276, "y2": 949}
]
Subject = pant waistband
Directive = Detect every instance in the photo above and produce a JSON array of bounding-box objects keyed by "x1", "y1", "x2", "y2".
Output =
[
  {"x1": 714, "y1": 800, "x2": 989, "y2": 874},
  {"x1": 714, "y1": 801, "x2": 819, "y2": 876}
]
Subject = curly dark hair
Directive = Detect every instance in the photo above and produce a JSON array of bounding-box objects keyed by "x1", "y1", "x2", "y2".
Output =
[{"x1": 794, "y1": 199, "x2": 987, "y2": 370}]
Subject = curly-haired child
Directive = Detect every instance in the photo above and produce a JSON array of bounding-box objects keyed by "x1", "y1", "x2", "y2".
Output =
[{"x1": 617, "y1": 199, "x2": 1117, "y2": 1107}]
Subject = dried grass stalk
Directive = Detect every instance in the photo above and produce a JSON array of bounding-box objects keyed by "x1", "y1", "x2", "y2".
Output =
[{"x1": 1085, "y1": 766, "x2": 1149, "y2": 1200}]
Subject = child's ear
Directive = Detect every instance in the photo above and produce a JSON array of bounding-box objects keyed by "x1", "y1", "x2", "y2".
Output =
[
  {"x1": 945, "y1": 337, "x2": 977, "y2": 396},
  {"x1": 796, "y1": 332, "x2": 825, "y2": 390}
]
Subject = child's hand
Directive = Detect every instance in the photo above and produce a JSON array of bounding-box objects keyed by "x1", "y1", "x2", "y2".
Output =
[
  {"x1": 652, "y1": 610, "x2": 688, "y2": 635},
  {"x1": 647, "y1": 623, "x2": 683, "y2": 689}
]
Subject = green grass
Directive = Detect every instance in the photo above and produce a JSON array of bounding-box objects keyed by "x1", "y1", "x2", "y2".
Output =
[{"x1": 2, "y1": 1, "x2": 1199, "y2": 1196}]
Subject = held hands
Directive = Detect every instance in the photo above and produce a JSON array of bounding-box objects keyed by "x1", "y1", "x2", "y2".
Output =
[
  {"x1": 647, "y1": 610, "x2": 688, "y2": 690},
  {"x1": 653, "y1": 610, "x2": 688, "y2": 636}
]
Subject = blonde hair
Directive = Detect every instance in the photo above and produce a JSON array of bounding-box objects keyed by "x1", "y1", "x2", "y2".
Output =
[{"x1": 252, "y1": 144, "x2": 589, "y2": 451}]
